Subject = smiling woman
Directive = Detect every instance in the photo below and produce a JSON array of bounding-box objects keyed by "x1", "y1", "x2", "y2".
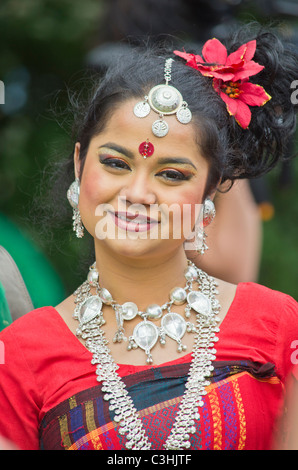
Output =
[
  {"x1": 73, "y1": 99, "x2": 208, "y2": 261},
  {"x1": 0, "y1": 23, "x2": 298, "y2": 451}
]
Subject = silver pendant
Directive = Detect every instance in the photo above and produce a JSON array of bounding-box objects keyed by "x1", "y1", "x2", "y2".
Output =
[
  {"x1": 131, "y1": 319, "x2": 159, "y2": 363},
  {"x1": 161, "y1": 312, "x2": 187, "y2": 352},
  {"x1": 78, "y1": 295, "x2": 102, "y2": 324},
  {"x1": 176, "y1": 105, "x2": 192, "y2": 124},
  {"x1": 133, "y1": 58, "x2": 192, "y2": 138},
  {"x1": 148, "y1": 84, "x2": 183, "y2": 115},
  {"x1": 152, "y1": 119, "x2": 169, "y2": 137},
  {"x1": 134, "y1": 100, "x2": 150, "y2": 118},
  {"x1": 187, "y1": 291, "x2": 212, "y2": 317}
]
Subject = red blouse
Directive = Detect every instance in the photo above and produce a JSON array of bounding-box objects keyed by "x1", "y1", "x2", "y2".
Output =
[{"x1": 0, "y1": 282, "x2": 297, "y2": 450}]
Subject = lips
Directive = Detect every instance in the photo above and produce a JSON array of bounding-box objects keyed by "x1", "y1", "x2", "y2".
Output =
[{"x1": 111, "y1": 211, "x2": 159, "y2": 232}]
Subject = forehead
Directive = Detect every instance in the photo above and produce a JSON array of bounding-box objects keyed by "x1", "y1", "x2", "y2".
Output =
[{"x1": 96, "y1": 98, "x2": 203, "y2": 161}]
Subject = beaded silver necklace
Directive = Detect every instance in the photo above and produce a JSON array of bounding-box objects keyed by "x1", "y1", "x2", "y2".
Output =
[{"x1": 73, "y1": 260, "x2": 221, "y2": 450}]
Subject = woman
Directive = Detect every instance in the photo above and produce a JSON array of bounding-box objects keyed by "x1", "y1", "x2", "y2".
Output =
[{"x1": 0, "y1": 25, "x2": 297, "y2": 451}]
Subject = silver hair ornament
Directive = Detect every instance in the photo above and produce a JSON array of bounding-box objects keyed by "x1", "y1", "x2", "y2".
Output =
[{"x1": 134, "y1": 58, "x2": 192, "y2": 137}]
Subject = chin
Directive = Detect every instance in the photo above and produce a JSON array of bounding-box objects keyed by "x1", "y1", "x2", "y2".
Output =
[{"x1": 96, "y1": 236, "x2": 179, "y2": 261}]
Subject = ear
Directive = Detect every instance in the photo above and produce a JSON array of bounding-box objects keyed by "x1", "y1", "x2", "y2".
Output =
[{"x1": 74, "y1": 142, "x2": 81, "y2": 179}]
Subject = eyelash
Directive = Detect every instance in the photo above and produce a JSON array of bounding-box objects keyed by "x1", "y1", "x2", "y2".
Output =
[
  {"x1": 99, "y1": 157, "x2": 192, "y2": 182},
  {"x1": 100, "y1": 157, "x2": 130, "y2": 170},
  {"x1": 157, "y1": 169, "x2": 191, "y2": 182}
]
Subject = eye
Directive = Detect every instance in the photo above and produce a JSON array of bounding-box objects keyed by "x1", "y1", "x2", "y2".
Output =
[
  {"x1": 99, "y1": 156, "x2": 131, "y2": 171},
  {"x1": 157, "y1": 169, "x2": 192, "y2": 182}
]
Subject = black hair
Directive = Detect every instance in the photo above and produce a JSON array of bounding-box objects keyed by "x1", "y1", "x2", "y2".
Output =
[
  {"x1": 34, "y1": 23, "x2": 297, "y2": 253},
  {"x1": 68, "y1": 24, "x2": 298, "y2": 200}
]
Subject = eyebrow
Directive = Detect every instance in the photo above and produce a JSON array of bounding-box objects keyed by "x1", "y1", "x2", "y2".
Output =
[
  {"x1": 99, "y1": 143, "x2": 134, "y2": 159},
  {"x1": 98, "y1": 142, "x2": 197, "y2": 170},
  {"x1": 158, "y1": 157, "x2": 197, "y2": 170}
]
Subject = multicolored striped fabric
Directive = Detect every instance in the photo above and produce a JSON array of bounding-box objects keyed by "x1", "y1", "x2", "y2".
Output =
[{"x1": 39, "y1": 360, "x2": 279, "y2": 450}]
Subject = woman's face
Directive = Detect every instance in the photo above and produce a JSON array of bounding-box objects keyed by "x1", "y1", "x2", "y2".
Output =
[{"x1": 75, "y1": 99, "x2": 211, "y2": 260}]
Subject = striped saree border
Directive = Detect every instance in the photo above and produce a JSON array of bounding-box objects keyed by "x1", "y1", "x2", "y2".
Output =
[{"x1": 39, "y1": 360, "x2": 279, "y2": 450}]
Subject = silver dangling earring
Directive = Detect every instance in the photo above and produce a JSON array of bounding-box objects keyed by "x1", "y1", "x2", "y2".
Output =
[
  {"x1": 67, "y1": 177, "x2": 84, "y2": 238},
  {"x1": 195, "y1": 198, "x2": 216, "y2": 254}
]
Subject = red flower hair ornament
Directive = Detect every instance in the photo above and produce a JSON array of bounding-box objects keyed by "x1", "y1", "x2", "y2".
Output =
[{"x1": 174, "y1": 38, "x2": 271, "y2": 129}]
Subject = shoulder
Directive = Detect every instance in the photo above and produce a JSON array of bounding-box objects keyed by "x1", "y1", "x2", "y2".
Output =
[
  {"x1": 0, "y1": 306, "x2": 63, "y2": 349},
  {"x1": 0, "y1": 303, "x2": 82, "y2": 387},
  {"x1": 237, "y1": 282, "x2": 297, "y2": 313},
  {"x1": 233, "y1": 282, "x2": 298, "y2": 332},
  {"x1": 216, "y1": 279, "x2": 298, "y2": 328},
  {"x1": 237, "y1": 282, "x2": 298, "y2": 380}
]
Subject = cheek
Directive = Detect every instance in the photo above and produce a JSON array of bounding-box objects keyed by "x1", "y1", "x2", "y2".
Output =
[
  {"x1": 164, "y1": 188, "x2": 203, "y2": 239},
  {"x1": 79, "y1": 167, "x2": 110, "y2": 208},
  {"x1": 169, "y1": 187, "x2": 203, "y2": 219}
]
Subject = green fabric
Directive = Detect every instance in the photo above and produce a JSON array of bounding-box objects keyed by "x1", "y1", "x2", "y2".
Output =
[
  {"x1": 0, "y1": 281, "x2": 12, "y2": 331},
  {"x1": 0, "y1": 212, "x2": 66, "y2": 309}
]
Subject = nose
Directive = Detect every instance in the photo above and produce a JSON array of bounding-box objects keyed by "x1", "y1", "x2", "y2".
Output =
[{"x1": 119, "y1": 172, "x2": 157, "y2": 206}]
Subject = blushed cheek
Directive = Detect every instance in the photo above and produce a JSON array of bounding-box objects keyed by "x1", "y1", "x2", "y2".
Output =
[
  {"x1": 78, "y1": 169, "x2": 109, "y2": 235},
  {"x1": 167, "y1": 189, "x2": 204, "y2": 240},
  {"x1": 79, "y1": 167, "x2": 106, "y2": 209},
  {"x1": 175, "y1": 188, "x2": 204, "y2": 218}
]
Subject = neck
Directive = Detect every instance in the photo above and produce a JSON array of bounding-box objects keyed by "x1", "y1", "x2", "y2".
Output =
[{"x1": 93, "y1": 246, "x2": 189, "y2": 309}]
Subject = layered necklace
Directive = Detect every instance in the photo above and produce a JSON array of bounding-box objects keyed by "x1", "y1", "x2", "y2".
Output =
[{"x1": 73, "y1": 260, "x2": 221, "y2": 450}]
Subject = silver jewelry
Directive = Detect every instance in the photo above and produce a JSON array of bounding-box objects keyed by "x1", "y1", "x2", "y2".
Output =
[
  {"x1": 79, "y1": 261, "x2": 201, "y2": 363},
  {"x1": 203, "y1": 198, "x2": 216, "y2": 227},
  {"x1": 134, "y1": 58, "x2": 192, "y2": 137},
  {"x1": 195, "y1": 198, "x2": 216, "y2": 254},
  {"x1": 67, "y1": 178, "x2": 84, "y2": 238},
  {"x1": 73, "y1": 260, "x2": 221, "y2": 450}
]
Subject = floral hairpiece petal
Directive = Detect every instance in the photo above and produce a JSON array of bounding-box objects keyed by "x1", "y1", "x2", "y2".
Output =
[
  {"x1": 173, "y1": 50, "x2": 201, "y2": 69},
  {"x1": 201, "y1": 38, "x2": 228, "y2": 64},
  {"x1": 226, "y1": 40, "x2": 256, "y2": 65},
  {"x1": 174, "y1": 37, "x2": 271, "y2": 129},
  {"x1": 239, "y1": 82, "x2": 271, "y2": 107},
  {"x1": 214, "y1": 84, "x2": 251, "y2": 129},
  {"x1": 232, "y1": 61, "x2": 264, "y2": 82},
  {"x1": 213, "y1": 78, "x2": 271, "y2": 128},
  {"x1": 196, "y1": 66, "x2": 235, "y2": 81}
]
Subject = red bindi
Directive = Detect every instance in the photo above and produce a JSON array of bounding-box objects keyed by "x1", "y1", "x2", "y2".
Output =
[{"x1": 139, "y1": 139, "x2": 154, "y2": 159}]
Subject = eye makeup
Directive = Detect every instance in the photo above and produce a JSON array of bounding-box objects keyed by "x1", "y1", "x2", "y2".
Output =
[
  {"x1": 97, "y1": 143, "x2": 197, "y2": 181},
  {"x1": 156, "y1": 168, "x2": 194, "y2": 182},
  {"x1": 98, "y1": 146, "x2": 131, "y2": 170}
]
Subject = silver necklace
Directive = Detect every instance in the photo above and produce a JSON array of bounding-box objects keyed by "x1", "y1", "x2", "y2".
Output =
[{"x1": 73, "y1": 260, "x2": 221, "y2": 450}]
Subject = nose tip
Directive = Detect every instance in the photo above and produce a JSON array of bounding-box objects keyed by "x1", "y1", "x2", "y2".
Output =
[{"x1": 119, "y1": 181, "x2": 156, "y2": 206}]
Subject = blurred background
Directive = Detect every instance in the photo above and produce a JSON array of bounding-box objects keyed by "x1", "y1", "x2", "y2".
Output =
[{"x1": 0, "y1": 0, "x2": 297, "y2": 315}]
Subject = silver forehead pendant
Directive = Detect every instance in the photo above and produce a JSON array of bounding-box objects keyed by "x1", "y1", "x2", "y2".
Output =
[{"x1": 133, "y1": 58, "x2": 192, "y2": 137}]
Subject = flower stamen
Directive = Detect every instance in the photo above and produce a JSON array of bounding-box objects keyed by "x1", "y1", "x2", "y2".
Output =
[{"x1": 221, "y1": 81, "x2": 242, "y2": 99}]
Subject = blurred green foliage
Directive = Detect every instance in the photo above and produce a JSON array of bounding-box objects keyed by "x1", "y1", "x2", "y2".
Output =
[
  {"x1": 0, "y1": 0, "x2": 297, "y2": 300},
  {"x1": 0, "y1": 0, "x2": 104, "y2": 293},
  {"x1": 259, "y1": 159, "x2": 298, "y2": 298}
]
